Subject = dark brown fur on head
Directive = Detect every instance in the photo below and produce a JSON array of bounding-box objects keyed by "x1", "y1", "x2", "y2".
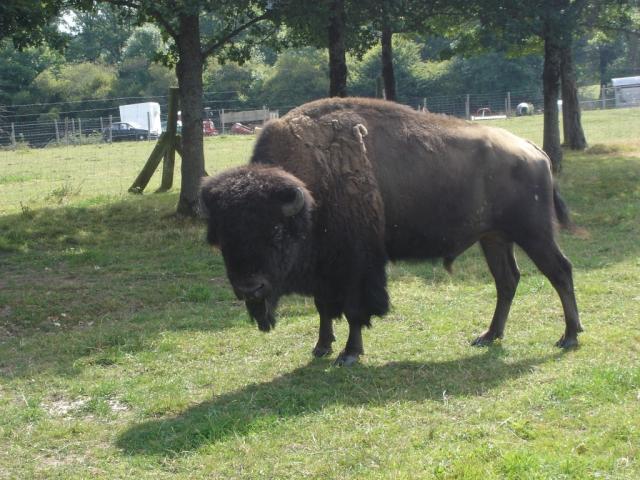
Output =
[{"x1": 199, "y1": 166, "x2": 316, "y2": 331}]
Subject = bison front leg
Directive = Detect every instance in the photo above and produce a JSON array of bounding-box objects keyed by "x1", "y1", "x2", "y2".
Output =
[
  {"x1": 312, "y1": 299, "x2": 339, "y2": 358},
  {"x1": 334, "y1": 314, "x2": 365, "y2": 366}
]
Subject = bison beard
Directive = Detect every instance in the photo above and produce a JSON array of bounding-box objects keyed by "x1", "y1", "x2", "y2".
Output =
[
  {"x1": 200, "y1": 97, "x2": 583, "y2": 366},
  {"x1": 245, "y1": 297, "x2": 278, "y2": 332}
]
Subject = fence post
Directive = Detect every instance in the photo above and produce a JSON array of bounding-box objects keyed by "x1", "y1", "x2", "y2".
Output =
[
  {"x1": 601, "y1": 84, "x2": 606, "y2": 110},
  {"x1": 100, "y1": 117, "x2": 104, "y2": 135},
  {"x1": 423, "y1": 98, "x2": 427, "y2": 112},
  {"x1": 507, "y1": 91, "x2": 511, "y2": 117},
  {"x1": 159, "y1": 86, "x2": 179, "y2": 192},
  {"x1": 220, "y1": 109, "x2": 225, "y2": 135},
  {"x1": 65, "y1": 118, "x2": 69, "y2": 145},
  {"x1": 465, "y1": 94, "x2": 470, "y2": 120},
  {"x1": 54, "y1": 119, "x2": 60, "y2": 143},
  {"x1": 78, "y1": 118, "x2": 82, "y2": 141},
  {"x1": 147, "y1": 111, "x2": 151, "y2": 140},
  {"x1": 109, "y1": 115, "x2": 113, "y2": 143}
]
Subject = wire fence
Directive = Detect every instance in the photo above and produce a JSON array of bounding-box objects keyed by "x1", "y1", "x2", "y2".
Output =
[{"x1": 2, "y1": 84, "x2": 637, "y2": 149}]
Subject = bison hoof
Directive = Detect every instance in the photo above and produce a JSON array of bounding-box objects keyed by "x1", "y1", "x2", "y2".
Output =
[
  {"x1": 333, "y1": 351, "x2": 360, "y2": 367},
  {"x1": 555, "y1": 335, "x2": 579, "y2": 349},
  {"x1": 471, "y1": 331, "x2": 501, "y2": 347},
  {"x1": 312, "y1": 344, "x2": 333, "y2": 358}
]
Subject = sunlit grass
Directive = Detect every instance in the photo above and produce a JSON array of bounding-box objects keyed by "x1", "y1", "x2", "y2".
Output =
[{"x1": 0, "y1": 135, "x2": 255, "y2": 215}]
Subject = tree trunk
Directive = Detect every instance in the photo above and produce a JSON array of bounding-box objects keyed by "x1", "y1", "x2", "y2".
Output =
[
  {"x1": 328, "y1": 0, "x2": 347, "y2": 97},
  {"x1": 542, "y1": 34, "x2": 563, "y2": 172},
  {"x1": 560, "y1": 44, "x2": 587, "y2": 150},
  {"x1": 175, "y1": 14, "x2": 206, "y2": 217},
  {"x1": 381, "y1": 25, "x2": 396, "y2": 101},
  {"x1": 628, "y1": 31, "x2": 640, "y2": 72}
]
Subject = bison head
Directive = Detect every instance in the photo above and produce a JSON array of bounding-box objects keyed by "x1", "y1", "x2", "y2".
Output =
[{"x1": 200, "y1": 166, "x2": 314, "y2": 332}]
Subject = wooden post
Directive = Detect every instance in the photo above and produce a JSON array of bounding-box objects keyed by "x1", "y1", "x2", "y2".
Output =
[
  {"x1": 108, "y1": 115, "x2": 113, "y2": 143},
  {"x1": 129, "y1": 134, "x2": 169, "y2": 193},
  {"x1": 220, "y1": 109, "x2": 225, "y2": 135},
  {"x1": 601, "y1": 85, "x2": 606, "y2": 110},
  {"x1": 129, "y1": 87, "x2": 182, "y2": 194},
  {"x1": 465, "y1": 94, "x2": 470, "y2": 119},
  {"x1": 100, "y1": 117, "x2": 104, "y2": 135},
  {"x1": 147, "y1": 111, "x2": 151, "y2": 141},
  {"x1": 78, "y1": 118, "x2": 82, "y2": 141},
  {"x1": 507, "y1": 91, "x2": 512, "y2": 117},
  {"x1": 72, "y1": 118, "x2": 76, "y2": 138},
  {"x1": 10, "y1": 123, "x2": 16, "y2": 148},
  {"x1": 65, "y1": 118, "x2": 69, "y2": 145},
  {"x1": 423, "y1": 98, "x2": 427, "y2": 112},
  {"x1": 54, "y1": 119, "x2": 60, "y2": 143},
  {"x1": 158, "y1": 87, "x2": 179, "y2": 192}
]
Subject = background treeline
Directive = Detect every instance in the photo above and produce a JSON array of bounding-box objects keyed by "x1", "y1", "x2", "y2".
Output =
[{"x1": 1, "y1": 5, "x2": 638, "y2": 115}]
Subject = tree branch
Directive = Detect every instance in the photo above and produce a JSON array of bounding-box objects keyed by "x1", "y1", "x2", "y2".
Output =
[
  {"x1": 201, "y1": 12, "x2": 271, "y2": 59},
  {"x1": 101, "y1": 0, "x2": 178, "y2": 38}
]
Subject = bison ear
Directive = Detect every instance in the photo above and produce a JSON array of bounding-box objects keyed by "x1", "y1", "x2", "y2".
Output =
[
  {"x1": 199, "y1": 177, "x2": 221, "y2": 245},
  {"x1": 199, "y1": 177, "x2": 221, "y2": 218},
  {"x1": 278, "y1": 186, "x2": 306, "y2": 217}
]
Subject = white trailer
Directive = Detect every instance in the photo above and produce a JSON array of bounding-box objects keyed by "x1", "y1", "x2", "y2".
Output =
[
  {"x1": 118, "y1": 102, "x2": 162, "y2": 135},
  {"x1": 612, "y1": 76, "x2": 640, "y2": 108}
]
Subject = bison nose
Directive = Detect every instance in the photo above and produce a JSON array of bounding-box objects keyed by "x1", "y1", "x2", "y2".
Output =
[{"x1": 233, "y1": 279, "x2": 268, "y2": 301}]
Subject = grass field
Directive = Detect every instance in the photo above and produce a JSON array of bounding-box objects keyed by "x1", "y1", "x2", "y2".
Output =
[{"x1": 1, "y1": 108, "x2": 639, "y2": 478}]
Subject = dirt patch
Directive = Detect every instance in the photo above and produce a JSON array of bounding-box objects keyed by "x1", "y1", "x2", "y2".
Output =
[
  {"x1": 43, "y1": 396, "x2": 89, "y2": 417},
  {"x1": 107, "y1": 398, "x2": 129, "y2": 413}
]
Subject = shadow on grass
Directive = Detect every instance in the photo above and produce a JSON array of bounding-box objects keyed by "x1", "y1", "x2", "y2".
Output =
[{"x1": 117, "y1": 347, "x2": 561, "y2": 456}]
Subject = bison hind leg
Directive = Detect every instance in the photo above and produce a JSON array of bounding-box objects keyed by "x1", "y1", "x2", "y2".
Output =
[{"x1": 517, "y1": 235, "x2": 582, "y2": 348}]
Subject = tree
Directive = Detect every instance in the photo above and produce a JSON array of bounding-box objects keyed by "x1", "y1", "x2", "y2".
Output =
[
  {"x1": 468, "y1": 0, "x2": 589, "y2": 170},
  {"x1": 33, "y1": 62, "x2": 117, "y2": 103},
  {"x1": 381, "y1": 22, "x2": 396, "y2": 100},
  {"x1": 96, "y1": 0, "x2": 277, "y2": 216},
  {"x1": 258, "y1": 48, "x2": 329, "y2": 106},
  {"x1": 350, "y1": 36, "x2": 423, "y2": 102},
  {"x1": 327, "y1": 0, "x2": 348, "y2": 96},
  {"x1": 0, "y1": 40, "x2": 64, "y2": 105},
  {"x1": 279, "y1": 0, "x2": 377, "y2": 97},
  {"x1": 0, "y1": 0, "x2": 69, "y2": 49},
  {"x1": 113, "y1": 24, "x2": 176, "y2": 97},
  {"x1": 64, "y1": 5, "x2": 134, "y2": 63}
]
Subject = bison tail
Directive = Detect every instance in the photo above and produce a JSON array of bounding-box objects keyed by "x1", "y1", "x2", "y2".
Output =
[
  {"x1": 553, "y1": 184, "x2": 588, "y2": 237},
  {"x1": 552, "y1": 184, "x2": 572, "y2": 229}
]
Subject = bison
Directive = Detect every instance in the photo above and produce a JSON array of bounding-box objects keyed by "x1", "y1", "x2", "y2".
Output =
[{"x1": 200, "y1": 97, "x2": 582, "y2": 365}]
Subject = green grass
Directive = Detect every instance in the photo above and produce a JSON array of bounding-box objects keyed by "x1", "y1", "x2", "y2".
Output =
[
  {"x1": 0, "y1": 135, "x2": 255, "y2": 215},
  {"x1": 1, "y1": 110, "x2": 639, "y2": 479},
  {"x1": 490, "y1": 107, "x2": 640, "y2": 147}
]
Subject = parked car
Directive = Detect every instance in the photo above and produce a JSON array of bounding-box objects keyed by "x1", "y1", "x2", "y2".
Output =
[
  {"x1": 103, "y1": 122, "x2": 157, "y2": 142},
  {"x1": 231, "y1": 122, "x2": 253, "y2": 134}
]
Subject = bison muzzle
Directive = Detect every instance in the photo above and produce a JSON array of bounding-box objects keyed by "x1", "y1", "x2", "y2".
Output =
[{"x1": 200, "y1": 97, "x2": 583, "y2": 366}]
